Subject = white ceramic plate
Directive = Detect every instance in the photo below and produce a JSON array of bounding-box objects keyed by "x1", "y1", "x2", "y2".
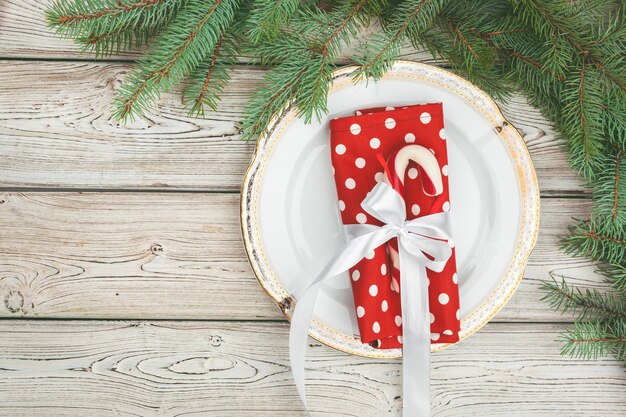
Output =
[{"x1": 242, "y1": 61, "x2": 539, "y2": 358}]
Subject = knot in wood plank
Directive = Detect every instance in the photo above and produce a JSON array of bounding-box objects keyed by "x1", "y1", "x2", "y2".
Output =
[{"x1": 3, "y1": 289, "x2": 24, "y2": 313}]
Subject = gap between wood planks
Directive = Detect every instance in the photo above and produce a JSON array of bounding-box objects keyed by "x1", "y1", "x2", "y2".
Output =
[{"x1": 0, "y1": 188, "x2": 592, "y2": 198}]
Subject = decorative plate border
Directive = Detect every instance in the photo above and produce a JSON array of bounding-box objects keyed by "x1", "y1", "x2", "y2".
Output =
[{"x1": 241, "y1": 61, "x2": 540, "y2": 358}]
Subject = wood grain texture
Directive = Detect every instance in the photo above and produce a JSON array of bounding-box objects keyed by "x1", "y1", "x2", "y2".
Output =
[
  {"x1": 0, "y1": 192, "x2": 603, "y2": 321},
  {"x1": 0, "y1": 60, "x2": 583, "y2": 193},
  {"x1": 0, "y1": 0, "x2": 437, "y2": 63},
  {"x1": 0, "y1": 0, "x2": 78, "y2": 59},
  {"x1": 0, "y1": 320, "x2": 623, "y2": 417}
]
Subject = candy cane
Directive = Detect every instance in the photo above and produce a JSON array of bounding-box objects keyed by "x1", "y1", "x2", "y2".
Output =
[{"x1": 380, "y1": 145, "x2": 444, "y2": 292}]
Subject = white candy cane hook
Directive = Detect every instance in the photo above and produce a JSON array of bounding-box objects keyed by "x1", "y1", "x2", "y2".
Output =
[{"x1": 389, "y1": 144, "x2": 444, "y2": 196}]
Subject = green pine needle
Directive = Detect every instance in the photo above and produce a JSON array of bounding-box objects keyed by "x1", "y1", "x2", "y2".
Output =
[
  {"x1": 240, "y1": 0, "x2": 378, "y2": 140},
  {"x1": 183, "y1": 29, "x2": 241, "y2": 117},
  {"x1": 560, "y1": 319, "x2": 626, "y2": 362},
  {"x1": 353, "y1": 0, "x2": 448, "y2": 80},
  {"x1": 541, "y1": 275, "x2": 626, "y2": 322},
  {"x1": 563, "y1": 215, "x2": 626, "y2": 266},
  {"x1": 46, "y1": 0, "x2": 187, "y2": 56},
  {"x1": 592, "y1": 149, "x2": 626, "y2": 226},
  {"x1": 598, "y1": 263, "x2": 626, "y2": 294},
  {"x1": 113, "y1": 0, "x2": 241, "y2": 121},
  {"x1": 247, "y1": 0, "x2": 303, "y2": 43},
  {"x1": 412, "y1": 0, "x2": 511, "y2": 100}
]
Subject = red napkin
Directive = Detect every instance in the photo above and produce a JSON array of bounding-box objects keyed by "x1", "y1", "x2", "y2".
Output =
[{"x1": 329, "y1": 103, "x2": 460, "y2": 349}]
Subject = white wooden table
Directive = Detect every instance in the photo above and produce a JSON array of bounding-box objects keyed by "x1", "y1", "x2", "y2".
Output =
[{"x1": 0, "y1": 2, "x2": 624, "y2": 416}]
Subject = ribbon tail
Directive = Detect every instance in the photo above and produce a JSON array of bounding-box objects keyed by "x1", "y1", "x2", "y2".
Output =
[
  {"x1": 399, "y1": 240, "x2": 432, "y2": 417},
  {"x1": 290, "y1": 279, "x2": 321, "y2": 414},
  {"x1": 290, "y1": 227, "x2": 396, "y2": 414}
]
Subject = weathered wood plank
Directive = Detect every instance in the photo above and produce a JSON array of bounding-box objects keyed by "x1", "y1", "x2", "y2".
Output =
[
  {"x1": 0, "y1": 0, "x2": 78, "y2": 59},
  {"x1": 0, "y1": 320, "x2": 623, "y2": 417},
  {"x1": 0, "y1": 192, "x2": 602, "y2": 321},
  {"x1": 0, "y1": 0, "x2": 438, "y2": 63},
  {"x1": 0, "y1": 60, "x2": 583, "y2": 193}
]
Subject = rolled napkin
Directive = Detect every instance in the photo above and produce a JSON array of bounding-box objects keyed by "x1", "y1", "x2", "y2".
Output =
[{"x1": 329, "y1": 103, "x2": 460, "y2": 348}]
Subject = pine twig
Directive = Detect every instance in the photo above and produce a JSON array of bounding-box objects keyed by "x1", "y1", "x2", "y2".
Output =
[
  {"x1": 240, "y1": 0, "x2": 378, "y2": 140},
  {"x1": 598, "y1": 263, "x2": 626, "y2": 294},
  {"x1": 47, "y1": 0, "x2": 185, "y2": 55},
  {"x1": 561, "y1": 320, "x2": 626, "y2": 362},
  {"x1": 353, "y1": 0, "x2": 448, "y2": 79},
  {"x1": 247, "y1": 0, "x2": 303, "y2": 43},
  {"x1": 183, "y1": 13, "x2": 244, "y2": 119},
  {"x1": 541, "y1": 275, "x2": 626, "y2": 321},
  {"x1": 113, "y1": 0, "x2": 240, "y2": 121}
]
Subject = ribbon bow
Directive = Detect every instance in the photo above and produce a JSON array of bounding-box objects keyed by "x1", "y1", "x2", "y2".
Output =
[{"x1": 290, "y1": 181, "x2": 453, "y2": 416}]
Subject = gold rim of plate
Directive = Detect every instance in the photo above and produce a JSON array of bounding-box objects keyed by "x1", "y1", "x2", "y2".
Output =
[{"x1": 241, "y1": 61, "x2": 540, "y2": 358}]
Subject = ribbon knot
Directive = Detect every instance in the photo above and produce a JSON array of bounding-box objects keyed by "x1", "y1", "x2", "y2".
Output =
[
  {"x1": 357, "y1": 182, "x2": 452, "y2": 275},
  {"x1": 290, "y1": 181, "x2": 453, "y2": 417}
]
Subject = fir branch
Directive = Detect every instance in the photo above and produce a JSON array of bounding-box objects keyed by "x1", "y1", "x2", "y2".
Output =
[
  {"x1": 353, "y1": 0, "x2": 447, "y2": 79},
  {"x1": 512, "y1": 0, "x2": 622, "y2": 83},
  {"x1": 247, "y1": 0, "x2": 303, "y2": 43},
  {"x1": 591, "y1": 149, "x2": 626, "y2": 226},
  {"x1": 305, "y1": 0, "x2": 372, "y2": 119},
  {"x1": 410, "y1": 0, "x2": 510, "y2": 99},
  {"x1": 541, "y1": 276, "x2": 626, "y2": 321},
  {"x1": 240, "y1": 0, "x2": 378, "y2": 140},
  {"x1": 598, "y1": 263, "x2": 626, "y2": 294},
  {"x1": 511, "y1": 0, "x2": 578, "y2": 76},
  {"x1": 50, "y1": 0, "x2": 163, "y2": 24},
  {"x1": 184, "y1": 31, "x2": 232, "y2": 117},
  {"x1": 559, "y1": 58, "x2": 603, "y2": 165},
  {"x1": 491, "y1": 1, "x2": 623, "y2": 175},
  {"x1": 47, "y1": 0, "x2": 186, "y2": 55},
  {"x1": 113, "y1": 0, "x2": 241, "y2": 121},
  {"x1": 476, "y1": 18, "x2": 567, "y2": 125},
  {"x1": 239, "y1": 62, "x2": 311, "y2": 141},
  {"x1": 560, "y1": 319, "x2": 626, "y2": 362},
  {"x1": 611, "y1": 151, "x2": 622, "y2": 222},
  {"x1": 563, "y1": 215, "x2": 626, "y2": 266},
  {"x1": 77, "y1": 24, "x2": 162, "y2": 56}
]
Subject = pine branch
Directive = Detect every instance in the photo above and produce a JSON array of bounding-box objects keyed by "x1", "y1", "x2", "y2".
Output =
[
  {"x1": 586, "y1": 11, "x2": 626, "y2": 93},
  {"x1": 513, "y1": 0, "x2": 622, "y2": 84},
  {"x1": 604, "y1": 85, "x2": 626, "y2": 151},
  {"x1": 240, "y1": 0, "x2": 380, "y2": 140},
  {"x1": 47, "y1": 0, "x2": 186, "y2": 55},
  {"x1": 113, "y1": 0, "x2": 241, "y2": 121},
  {"x1": 511, "y1": 0, "x2": 581, "y2": 77},
  {"x1": 79, "y1": 28, "x2": 154, "y2": 56},
  {"x1": 541, "y1": 276, "x2": 626, "y2": 321},
  {"x1": 598, "y1": 263, "x2": 626, "y2": 294},
  {"x1": 49, "y1": 0, "x2": 163, "y2": 25},
  {"x1": 559, "y1": 59, "x2": 606, "y2": 169},
  {"x1": 183, "y1": 27, "x2": 241, "y2": 117},
  {"x1": 247, "y1": 0, "x2": 303, "y2": 43},
  {"x1": 592, "y1": 149, "x2": 626, "y2": 226},
  {"x1": 353, "y1": 0, "x2": 448, "y2": 79},
  {"x1": 410, "y1": 0, "x2": 510, "y2": 100},
  {"x1": 563, "y1": 215, "x2": 626, "y2": 266},
  {"x1": 475, "y1": 15, "x2": 567, "y2": 125},
  {"x1": 560, "y1": 319, "x2": 626, "y2": 362},
  {"x1": 240, "y1": 62, "x2": 309, "y2": 141},
  {"x1": 185, "y1": 33, "x2": 227, "y2": 116},
  {"x1": 491, "y1": 1, "x2": 624, "y2": 176}
]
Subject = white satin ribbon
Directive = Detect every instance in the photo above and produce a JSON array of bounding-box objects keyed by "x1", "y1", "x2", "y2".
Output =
[{"x1": 290, "y1": 181, "x2": 453, "y2": 416}]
